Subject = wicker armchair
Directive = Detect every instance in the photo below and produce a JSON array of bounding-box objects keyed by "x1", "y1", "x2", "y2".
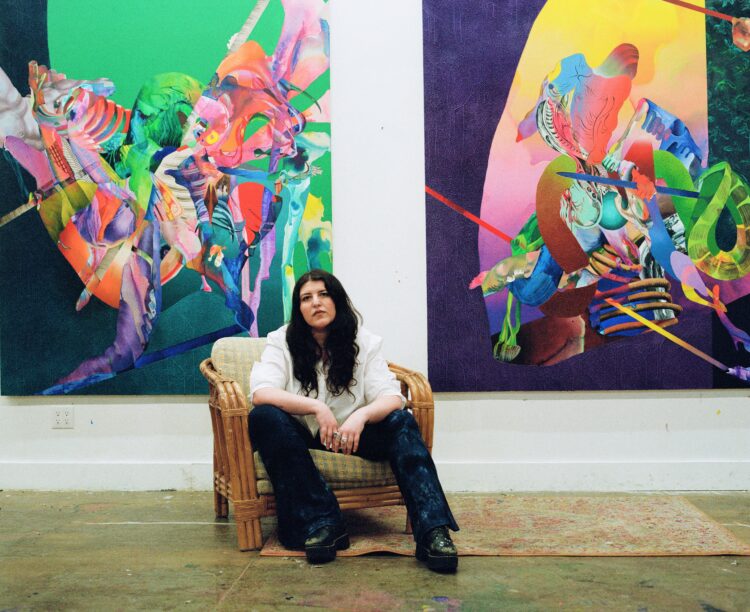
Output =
[{"x1": 199, "y1": 336, "x2": 436, "y2": 551}]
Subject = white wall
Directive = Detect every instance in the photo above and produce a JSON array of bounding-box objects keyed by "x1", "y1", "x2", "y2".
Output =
[{"x1": 1, "y1": 1, "x2": 749, "y2": 492}]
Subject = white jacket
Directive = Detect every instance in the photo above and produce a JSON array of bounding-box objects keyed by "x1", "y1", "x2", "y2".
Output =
[{"x1": 249, "y1": 325, "x2": 405, "y2": 435}]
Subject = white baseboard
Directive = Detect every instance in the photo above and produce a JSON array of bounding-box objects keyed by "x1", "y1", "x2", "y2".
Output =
[{"x1": 1, "y1": 460, "x2": 749, "y2": 491}]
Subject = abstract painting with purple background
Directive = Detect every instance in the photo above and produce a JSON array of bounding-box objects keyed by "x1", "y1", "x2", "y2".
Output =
[{"x1": 423, "y1": 0, "x2": 750, "y2": 391}]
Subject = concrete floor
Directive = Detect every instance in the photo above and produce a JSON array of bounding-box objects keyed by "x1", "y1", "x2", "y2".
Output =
[{"x1": 0, "y1": 491, "x2": 749, "y2": 611}]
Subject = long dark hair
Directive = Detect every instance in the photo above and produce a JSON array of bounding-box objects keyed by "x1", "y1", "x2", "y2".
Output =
[{"x1": 286, "y1": 269, "x2": 361, "y2": 396}]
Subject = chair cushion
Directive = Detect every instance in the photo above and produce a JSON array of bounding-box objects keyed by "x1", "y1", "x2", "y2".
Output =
[
  {"x1": 254, "y1": 450, "x2": 397, "y2": 495},
  {"x1": 211, "y1": 337, "x2": 267, "y2": 400}
]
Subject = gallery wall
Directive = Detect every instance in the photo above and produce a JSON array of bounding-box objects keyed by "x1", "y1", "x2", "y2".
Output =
[{"x1": 1, "y1": 0, "x2": 748, "y2": 491}]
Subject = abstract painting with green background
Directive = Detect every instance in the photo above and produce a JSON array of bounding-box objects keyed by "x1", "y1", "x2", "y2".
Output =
[{"x1": 0, "y1": 0, "x2": 331, "y2": 394}]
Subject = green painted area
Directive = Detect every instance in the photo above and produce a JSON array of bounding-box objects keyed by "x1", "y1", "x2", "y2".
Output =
[
  {"x1": 510, "y1": 214, "x2": 543, "y2": 255},
  {"x1": 290, "y1": 70, "x2": 331, "y2": 113},
  {"x1": 599, "y1": 192, "x2": 627, "y2": 230},
  {"x1": 48, "y1": 0, "x2": 271, "y2": 106},
  {"x1": 244, "y1": 115, "x2": 270, "y2": 143},
  {"x1": 653, "y1": 150, "x2": 697, "y2": 235},
  {"x1": 147, "y1": 291, "x2": 237, "y2": 352},
  {"x1": 705, "y1": 0, "x2": 750, "y2": 182},
  {"x1": 311, "y1": 150, "x2": 333, "y2": 221},
  {"x1": 249, "y1": 0, "x2": 286, "y2": 57}
]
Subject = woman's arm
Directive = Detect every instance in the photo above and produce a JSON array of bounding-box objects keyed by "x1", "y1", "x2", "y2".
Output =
[
  {"x1": 332, "y1": 329, "x2": 407, "y2": 455},
  {"x1": 357, "y1": 394, "x2": 403, "y2": 424},
  {"x1": 251, "y1": 387, "x2": 339, "y2": 448},
  {"x1": 334, "y1": 394, "x2": 402, "y2": 455},
  {"x1": 252, "y1": 386, "x2": 323, "y2": 416}
]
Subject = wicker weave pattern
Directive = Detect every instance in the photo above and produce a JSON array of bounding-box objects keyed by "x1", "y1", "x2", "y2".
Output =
[{"x1": 254, "y1": 449, "x2": 396, "y2": 495}]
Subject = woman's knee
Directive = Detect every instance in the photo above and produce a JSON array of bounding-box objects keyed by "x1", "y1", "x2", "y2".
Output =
[
  {"x1": 248, "y1": 403, "x2": 288, "y2": 433},
  {"x1": 383, "y1": 409, "x2": 419, "y2": 433}
]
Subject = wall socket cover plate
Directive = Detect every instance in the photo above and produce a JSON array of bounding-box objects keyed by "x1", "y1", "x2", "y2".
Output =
[{"x1": 53, "y1": 408, "x2": 74, "y2": 429}]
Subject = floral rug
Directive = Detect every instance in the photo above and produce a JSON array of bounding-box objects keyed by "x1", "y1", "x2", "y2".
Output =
[{"x1": 260, "y1": 494, "x2": 750, "y2": 557}]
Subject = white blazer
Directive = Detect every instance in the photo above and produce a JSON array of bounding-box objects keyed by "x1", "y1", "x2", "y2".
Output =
[{"x1": 249, "y1": 325, "x2": 405, "y2": 435}]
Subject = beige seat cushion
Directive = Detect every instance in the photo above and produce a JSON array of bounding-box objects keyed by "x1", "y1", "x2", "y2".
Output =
[
  {"x1": 255, "y1": 450, "x2": 397, "y2": 494},
  {"x1": 211, "y1": 336, "x2": 267, "y2": 400},
  {"x1": 211, "y1": 336, "x2": 397, "y2": 495}
]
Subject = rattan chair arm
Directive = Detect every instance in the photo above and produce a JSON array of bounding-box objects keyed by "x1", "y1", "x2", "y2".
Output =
[
  {"x1": 199, "y1": 358, "x2": 260, "y2": 501},
  {"x1": 387, "y1": 362, "x2": 435, "y2": 453},
  {"x1": 200, "y1": 358, "x2": 245, "y2": 413}
]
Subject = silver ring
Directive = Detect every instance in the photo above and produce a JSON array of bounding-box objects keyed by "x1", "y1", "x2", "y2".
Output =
[
  {"x1": 332, "y1": 431, "x2": 341, "y2": 439},
  {"x1": 341, "y1": 436, "x2": 348, "y2": 443}
]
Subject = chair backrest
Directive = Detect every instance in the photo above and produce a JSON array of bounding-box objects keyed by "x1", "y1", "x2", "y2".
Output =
[{"x1": 211, "y1": 336, "x2": 268, "y2": 401}]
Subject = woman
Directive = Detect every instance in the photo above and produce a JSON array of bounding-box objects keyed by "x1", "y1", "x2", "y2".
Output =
[{"x1": 249, "y1": 269, "x2": 459, "y2": 571}]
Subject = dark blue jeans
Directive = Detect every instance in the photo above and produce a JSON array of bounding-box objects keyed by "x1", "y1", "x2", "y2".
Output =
[{"x1": 249, "y1": 404, "x2": 458, "y2": 549}]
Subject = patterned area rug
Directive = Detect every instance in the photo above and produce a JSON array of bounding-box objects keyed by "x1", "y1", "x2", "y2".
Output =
[{"x1": 260, "y1": 494, "x2": 750, "y2": 557}]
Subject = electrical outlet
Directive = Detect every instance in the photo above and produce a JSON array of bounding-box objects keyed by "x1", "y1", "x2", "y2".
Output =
[{"x1": 53, "y1": 408, "x2": 74, "y2": 429}]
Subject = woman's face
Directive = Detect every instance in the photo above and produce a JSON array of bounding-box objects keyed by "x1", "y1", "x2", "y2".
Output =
[{"x1": 298, "y1": 279, "x2": 337, "y2": 333}]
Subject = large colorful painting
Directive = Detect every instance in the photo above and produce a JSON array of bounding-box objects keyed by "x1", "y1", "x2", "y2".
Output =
[
  {"x1": 0, "y1": 0, "x2": 331, "y2": 395},
  {"x1": 424, "y1": 0, "x2": 750, "y2": 391}
]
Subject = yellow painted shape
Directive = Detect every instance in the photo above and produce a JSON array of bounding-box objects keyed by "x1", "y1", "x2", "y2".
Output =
[{"x1": 509, "y1": 0, "x2": 707, "y2": 143}]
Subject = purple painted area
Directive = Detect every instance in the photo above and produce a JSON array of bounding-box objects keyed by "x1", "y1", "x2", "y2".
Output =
[{"x1": 421, "y1": 1, "x2": 729, "y2": 391}]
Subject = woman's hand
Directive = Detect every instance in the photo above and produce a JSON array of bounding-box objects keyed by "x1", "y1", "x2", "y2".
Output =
[
  {"x1": 333, "y1": 410, "x2": 368, "y2": 455},
  {"x1": 313, "y1": 400, "x2": 339, "y2": 449}
]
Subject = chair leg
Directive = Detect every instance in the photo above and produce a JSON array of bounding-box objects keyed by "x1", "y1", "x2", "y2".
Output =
[
  {"x1": 236, "y1": 518, "x2": 264, "y2": 551},
  {"x1": 214, "y1": 489, "x2": 229, "y2": 519}
]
